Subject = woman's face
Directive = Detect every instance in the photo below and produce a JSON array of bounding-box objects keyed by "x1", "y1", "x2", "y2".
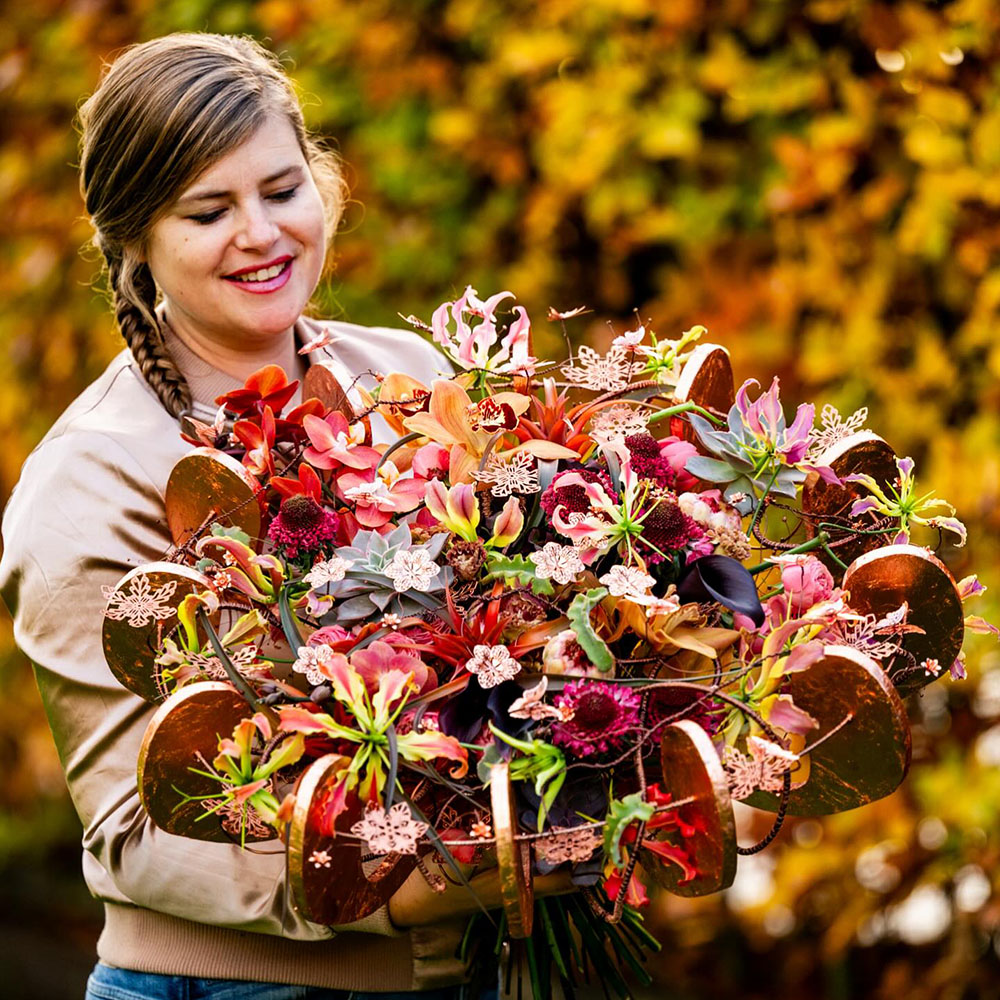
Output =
[{"x1": 146, "y1": 114, "x2": 327, "y2": 351}]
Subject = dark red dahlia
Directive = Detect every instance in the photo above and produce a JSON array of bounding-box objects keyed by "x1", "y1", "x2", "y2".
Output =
[
  {"x1": 552, "y1": 680, "x2": 641, "y2": 758},
  {"x1": 639, "y1": 499, "x2": 703, "y2": 564},
  {"x1": 540, "y1": 468, "x2": 617, "y2": 521},
  {"x1": 267, "y1": 495, "x2": 338, "y2": 560},
  {"x1": 624, "y1": 433, "x2": 675, "y2": 489}
]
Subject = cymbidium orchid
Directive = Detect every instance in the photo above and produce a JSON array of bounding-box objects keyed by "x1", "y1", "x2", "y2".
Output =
[
  {"x1": 233, "y1": 406, "x2": 276, "y2": 478},
  {"x1": 430, "y1": 286, "x2": 537, "y2": 377},
  {"x1": 686, "y1": 377, "x2": 839, "y2": 512},
  {"x1": 845, "y1": 455, "x2": 967, "y2": 546},
  {"x1": 403, "y1": 378, "x2": 573, "y2": 484},
  {"x1": 279, "y1": 649, "x2": 467, "y2": 827}
]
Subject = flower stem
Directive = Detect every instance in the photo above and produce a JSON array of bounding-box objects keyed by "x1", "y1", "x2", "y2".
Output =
[
  {"x1": 646, "y1": 401, "x2": 726, "y2": 427},
  {"x1": 747, "y1": 532, "x2": 830, "y2": 574}
]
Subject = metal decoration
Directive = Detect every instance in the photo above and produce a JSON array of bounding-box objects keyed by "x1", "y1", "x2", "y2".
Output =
[
  {"x1": 288, "y1": 754, "x2": 417, "y2": 925},
  {"x1": 164, "y1": 447, "x2": 262, "y2": 550},
  {"x1": 843, "y1": 544, "x2": 965, "y2": 697},
  {"x1": 137, "y1": 681, "x2": 271, "y2": 842},
  {"x1": 801, "y1": 431, "x2": 898, "y2": 569},
  {"x1": 747, "y1": 645, "x2": 910, "y2": 816},
  {"x1": 102, "y1": 562, "x2": 218, "y2": 703},
  {"x1": 642, "y1": 720, "x2": 736, "y2": 897},
  {"x1": 669, "y1": 343, "x2": 735, "y2": 443},
  {"x1": 490, "y1": 760, "x2": 534, "y2": 937}
]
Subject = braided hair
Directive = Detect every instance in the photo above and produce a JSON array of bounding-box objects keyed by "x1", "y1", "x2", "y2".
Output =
[{"x1": 78, "y1": 33, "x2": 346, "y2": 418}]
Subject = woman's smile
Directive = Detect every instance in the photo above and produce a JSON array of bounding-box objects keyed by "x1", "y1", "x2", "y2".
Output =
[{"x1": 223, "y1": 255, "x2": 295, "y2": 293}]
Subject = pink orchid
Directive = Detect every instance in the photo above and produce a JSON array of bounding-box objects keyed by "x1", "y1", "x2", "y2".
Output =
[
  {"x1": 736, "y1": 377, "x2": 820, "y2": 467},
  {"x1": 337, "y1": 460, "x2": 427, "y2": 528},
  {"x1": 303, "y1": 410, "x2": 381, "y2": 471}
]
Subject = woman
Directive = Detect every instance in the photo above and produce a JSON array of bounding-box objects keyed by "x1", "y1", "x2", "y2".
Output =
[{"x1": 0, "y1": 32, "x2": 544, "y2": 1000}]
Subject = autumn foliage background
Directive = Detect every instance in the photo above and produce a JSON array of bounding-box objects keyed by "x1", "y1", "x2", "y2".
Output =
[{"x1": 3, "y1": 1, "x2": 1000, "y2": 997}]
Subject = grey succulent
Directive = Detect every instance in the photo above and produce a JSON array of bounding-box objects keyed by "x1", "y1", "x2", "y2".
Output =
[{"x1": 316, "y1": 523, "x2": 452, "y2": 626}]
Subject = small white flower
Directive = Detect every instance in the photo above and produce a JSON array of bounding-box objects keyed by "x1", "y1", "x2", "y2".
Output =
[
  {"x1": 472, "y1": 451, "x2": 540, "y2": 497},
  {"x1": 611, "y1": 325, "x2": 646, "y2": 350},
  {"x1": 304, "y1": 556, "x2": 352, "y2": 589},
  {"x1": 508, "y1": 676, "x2": 565, "y2": 721},
  {"x1": 292, "y1": 644, "x2": 337, "y2": 686},
  {"x1": 529, "y1": 542, "x2": 585, "y2": 585},
  {"x1": 383, "y1": 549, "x2": 441, "y2": 592},
  {"x1": 599, "y1": 565, "x2": 656, "y2": 601},
  {"x1": 350, "y1": 801, "x2": 429, "y2": 855},
  {"x1": 344, "y1": 480, "x2": 396, "y2": 511},
  {"x1": 562, "y1": 345, "x2": 644, "y2": 392},
  {"x1": 308, "y1": 849, "x2": 333, "y2": 869},
  {"x1": 466, "y1": 644, "x2": 522, "y2": 688}
]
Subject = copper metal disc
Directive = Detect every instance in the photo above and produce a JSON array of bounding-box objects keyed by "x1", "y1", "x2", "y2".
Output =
[
  {"x1": 137, "y1": 681, "x2": 272, "y2": 842},
  {"x1": 490, "y1": 761, "x2": 534, "y2": 938},
  {"x1": 842, "y1": 544, "x2": 965, "y2": 697},
  {"x1": 801, "y1": 432, "x2": 898, "y2": 569},
  {"x1": 102, "y1": 562, "x2": 218, "y2": 704},
  {"x1": 164, "y1": 448, "x2": 263, "y2": 550},
  {"x1": 669, "y1": 344, "x2": 735, "y2": 443},
  {"x1": 288, "y1": 754, "x2": 417, "y2": 925},
  {"x1": 746, "y1": 645, "x2": 911, "y2": 816},
  {"x1": 303, "y1": 361, "x2": 353, "y2": 419},
  {"x1": 642, "y1": 719, "x2": 736, "y2": 897}
]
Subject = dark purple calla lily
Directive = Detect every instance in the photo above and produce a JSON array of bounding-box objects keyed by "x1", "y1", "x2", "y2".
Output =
[{"x1": 677, "y1": 554, "x2": 765, "y2": 627}]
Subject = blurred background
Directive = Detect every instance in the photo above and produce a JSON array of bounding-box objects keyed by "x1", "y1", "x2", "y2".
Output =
[{"x1": 3, "y1": 1, "x2": 1000, "y2": 997}]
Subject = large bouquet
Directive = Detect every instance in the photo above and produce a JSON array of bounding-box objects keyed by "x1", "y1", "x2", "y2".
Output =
[{"x1": 103, "y1": 289, "x2": 994, "y2": 997}]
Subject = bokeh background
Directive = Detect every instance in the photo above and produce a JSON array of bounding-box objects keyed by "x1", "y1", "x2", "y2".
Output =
[{"x1": 3, "y1": 1, "x2": 1000, "y2": 997}]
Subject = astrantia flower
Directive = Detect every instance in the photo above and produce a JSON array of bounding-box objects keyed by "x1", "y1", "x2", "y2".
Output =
[
  {"x1": 530, "y1": 542, "x2": 585, "y2": 585},
  {"x1": 268, "y1": 496, "x2": 338, "y2": 560},
  {"x1": 624, "y1": 433, "x2": 675, "y2": 489},
  {"x1": 551, "y1": 680, "x2": 641, "y2": 757}
]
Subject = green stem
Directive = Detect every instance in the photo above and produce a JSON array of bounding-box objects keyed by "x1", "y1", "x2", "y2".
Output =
[
  {"x1": 747, "y1": 531, "x2": 829, "y2": 574},
  {"x1": 646, "y1": 401, "x2": 726, "y2": 426}
]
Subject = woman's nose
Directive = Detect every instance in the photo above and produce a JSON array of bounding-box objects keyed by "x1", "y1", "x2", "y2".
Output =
[{"x1": 234, "y1": 200, "x2": 281, "y2": 250}]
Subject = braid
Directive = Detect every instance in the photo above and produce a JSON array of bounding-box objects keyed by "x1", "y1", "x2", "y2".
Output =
[{"x1": 109, "y1": 254, "x2": 193, "y2": 419}]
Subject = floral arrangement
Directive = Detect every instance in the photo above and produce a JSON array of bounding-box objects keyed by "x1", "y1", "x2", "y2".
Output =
[{"x1": 103, "y1": 288, "x2": 995, "y2": 998}]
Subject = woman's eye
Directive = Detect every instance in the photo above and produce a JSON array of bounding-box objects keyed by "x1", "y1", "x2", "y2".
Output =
[
  {"x1": 267, "y1": 185, "x2": 298, "y2": 203},
  {"x1": 188, "y1": 208, "x2": 225, "y2": 225}
]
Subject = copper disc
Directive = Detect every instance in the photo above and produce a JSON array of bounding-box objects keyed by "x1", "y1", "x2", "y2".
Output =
[
  {"x1": 164, "y1": 448, "x2": 262, "y2": 550},
  {"x1": 669, "y1": 344, "x2": 735, "y2": 443},
  {"x1": 102, "y1": 562, "x2": 218, "y2": 703},
  {"x1": 642, "y1": 719, "x2": 736, "y2": 897},
  {"x1": 490, "y1": 761, "x2": 533, "y2": 938},
  {"x1": 746, "y1": 645, "x2": 911, "y2": 816},
  {"x1": 288, "y1": 754, "x2": 417, "y2": 925},
  {"x1": 801, "y1": 432, "x2": 898, "y2": 569},
  {"x1": 842, "y1": 544, "x2": 965, "y2": 697},
  {"x1": 137, "y1": 681, "x2": 272, "y2": 842}
]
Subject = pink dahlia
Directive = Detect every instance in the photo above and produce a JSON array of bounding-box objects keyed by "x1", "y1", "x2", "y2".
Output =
[
  {"x1": 267, "y1": 495, "x2": 338, "y2": 560},
  {"x1": 552, "y1": 680, "x2": 641, "y2": 758}
]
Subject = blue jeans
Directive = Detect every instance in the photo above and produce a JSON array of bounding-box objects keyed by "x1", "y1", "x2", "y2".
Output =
[{"x1": 84, "y1": 962, "x2": 487, "y2": 1000}]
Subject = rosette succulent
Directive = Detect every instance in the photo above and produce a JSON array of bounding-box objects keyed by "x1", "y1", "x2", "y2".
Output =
[{"x1": 311, "y1": 523, "x2": 453, "y2": 625}]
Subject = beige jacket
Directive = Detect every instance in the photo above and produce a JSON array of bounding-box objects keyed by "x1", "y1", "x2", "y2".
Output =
[{"x1": 0, "y1": 318, "x2": 470, "y2": 991}]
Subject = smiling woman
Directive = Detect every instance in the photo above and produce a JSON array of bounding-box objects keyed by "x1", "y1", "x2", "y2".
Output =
[{"x1": 0, "y1": 31, "x2": 489, "y2": 1000}]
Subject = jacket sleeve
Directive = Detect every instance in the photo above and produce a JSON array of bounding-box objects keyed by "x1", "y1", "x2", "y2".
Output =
[{"x1": 0, "y1": 428, "x2": 398, "y2": 938}]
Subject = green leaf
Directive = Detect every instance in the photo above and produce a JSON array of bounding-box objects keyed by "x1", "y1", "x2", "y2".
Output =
[
  {"x1": 566, "y1": 588, "x2": 615, "y2": 672},
  {"x1": 603, "y1": 791, "x2": 654, "y2": 867},
  {"x1": 484, "y1": 554, "x2": 555, "y2": 595}
]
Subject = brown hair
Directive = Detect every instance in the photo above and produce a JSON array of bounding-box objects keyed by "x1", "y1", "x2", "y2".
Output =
[{"x1": 78, "y1": 32, "x2": 346, "y2": 418}]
